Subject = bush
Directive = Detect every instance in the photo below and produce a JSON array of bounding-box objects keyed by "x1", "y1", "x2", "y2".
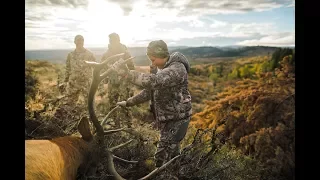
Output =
[{"x1": 25, "y1": 65, "x2": 39, "y2": 101}]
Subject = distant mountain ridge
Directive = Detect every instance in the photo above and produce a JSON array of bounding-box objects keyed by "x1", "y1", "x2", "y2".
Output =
[
  {"x1": 173, "y1": 46, "x2": 281, "y2": 58},
  {"x1": 25, "y1": 46, "x2": 290, "y2": 66}
]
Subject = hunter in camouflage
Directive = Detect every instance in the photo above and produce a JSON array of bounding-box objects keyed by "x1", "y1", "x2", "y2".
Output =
[
  {"x1": 114, "y1": 40, "x2": 192, "y2": 167},
  {"x1": 100, "y1": 33, "x2": 135, "y2": 128},
  {"x1": 63, "y1": 35, "x2": 96, "y2": 105}
]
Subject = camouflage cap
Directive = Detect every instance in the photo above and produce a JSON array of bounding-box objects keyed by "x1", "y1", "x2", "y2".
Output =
[{"x1": 147, "y1": 40, "x2": 169, "y2": 58}]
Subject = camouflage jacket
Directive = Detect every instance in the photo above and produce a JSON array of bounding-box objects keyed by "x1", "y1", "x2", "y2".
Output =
[
  {"x1": 101, "y1": 43, "x2": 135, "y2": 85},
  {"x1": 64, "y1": 48, "x2": 96, "y2": 88},
  {"x1": 126, "y1": 52, "x2": 192, "y2": 122}
]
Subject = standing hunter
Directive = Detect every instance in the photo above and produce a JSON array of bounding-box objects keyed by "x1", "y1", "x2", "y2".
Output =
[
  {"x1": 111, "y1": 40, "x2": 192, "y2": 167},
  {"x1": 101, "y1": 33, "x2": 135, "y2": 128},
  {"x1": 61, "y1": 35, "x2": 96, "y2": 106}
]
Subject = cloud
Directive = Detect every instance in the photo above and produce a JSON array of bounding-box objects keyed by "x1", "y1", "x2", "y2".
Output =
[
  {"x1": 210, "y1": 20, "x2": 228, "y2": 28},
  {"x1": 178, "y1": 0, "x2": 292, "y2": 15},
  {"x1": 160, "y1": 36, "x2": 252, "y2": 47},
  {"x1": 231, "y1": 23, "x2": 276, "y2": 35},
  {"x1": 25, "y1": 0, "x2": 294, "y2": 49},
  {"x1": 287, "y1": 0, "x2": 295, "y2": 7},
  {"x1": 26, "y1": 0, "x2": 88, "y2": 8},
  {"x1": 236, "y1": 32, "x2": 295, "y2": 46},
  {"x1": 189, "y1": 19, "x2": 205, "y2": 27},
  {"x1": 107, "y1": 0, "x2": 134, "y2": 16}
]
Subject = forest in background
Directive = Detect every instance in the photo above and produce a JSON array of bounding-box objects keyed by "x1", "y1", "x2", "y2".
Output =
[{"x1": 25, "y1": 47, "x2": 295, "y2": 180}]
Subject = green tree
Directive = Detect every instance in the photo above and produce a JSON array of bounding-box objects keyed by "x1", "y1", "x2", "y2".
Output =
[
  {"x1": 239, "y1": 65, "x2": 250, "y2": 78},
  {"x1": 216, "y1": 64, "x2": 224, "y2": 77},
  {"x1": 270, "y1": 48, "x2": 293, "y2": 70},
  {"x1": 228, "y1": 67, "x2": 240, "y2": 80},
  {"x1": 209, "y1": 73, "x2": 219, "y2": 87}
]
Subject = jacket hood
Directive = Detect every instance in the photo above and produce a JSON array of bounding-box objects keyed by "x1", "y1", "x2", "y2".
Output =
[{"x1": 164, "y1": 52, "x2": 190, "y2": 73}]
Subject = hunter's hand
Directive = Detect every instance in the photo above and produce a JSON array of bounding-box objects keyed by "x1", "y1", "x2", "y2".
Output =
[{"x1": 116, "y1": 101, "x2": 127, "y2": 107}]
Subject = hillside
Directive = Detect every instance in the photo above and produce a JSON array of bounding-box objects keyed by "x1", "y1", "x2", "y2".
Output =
[
  {"x1": 176, "y1": 46, "x2": 279, "y2": 58},
  {"x1": 25, "y1": 47, "x2": 295, "y2": 179},
  {"x1": 25, "y1": 46, "x2": 285, "y2": 66}
]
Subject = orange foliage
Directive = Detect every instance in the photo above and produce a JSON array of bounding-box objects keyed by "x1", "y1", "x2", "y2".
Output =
[{"x1": 191, "y1": 55, "x2": 295, "y2": 178}]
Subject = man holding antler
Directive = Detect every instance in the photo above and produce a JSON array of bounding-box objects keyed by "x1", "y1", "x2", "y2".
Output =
[{"x1": 110, "y1": 40, "x2": 192, "y2": 167}]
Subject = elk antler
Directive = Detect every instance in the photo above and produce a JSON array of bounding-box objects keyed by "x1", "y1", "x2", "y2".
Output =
[{"x1": 86, "y1": 53, "x2": 133, "y2": 137}]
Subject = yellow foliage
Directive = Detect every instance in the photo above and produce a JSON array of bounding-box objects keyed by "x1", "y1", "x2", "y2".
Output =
[{"x1": 216, "y1": 124, "x2": 225, "y2": 134}]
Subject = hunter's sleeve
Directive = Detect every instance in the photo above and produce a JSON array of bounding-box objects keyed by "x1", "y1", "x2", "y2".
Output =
[
  {"x1": 64, "y1": 53, "x2": 71, "y2": 83},
  {"x1": 127, "y1": 62, "x2": 187, "y2": 90},
  {"x1": 126, "y1": 89, "x2": 151, "y2": 106}
]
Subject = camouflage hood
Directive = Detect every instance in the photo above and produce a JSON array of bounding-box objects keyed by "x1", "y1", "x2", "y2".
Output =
[{"x1": 164, "y1": 52, "x2": 190, "y2": 73}]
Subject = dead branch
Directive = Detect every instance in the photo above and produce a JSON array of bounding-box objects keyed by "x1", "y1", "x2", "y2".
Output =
[{"x1": 138, "y1": 155, "x2": 181, "y2": 180}]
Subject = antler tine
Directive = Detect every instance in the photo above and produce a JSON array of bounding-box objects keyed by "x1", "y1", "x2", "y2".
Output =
[
  {"x1": 101, "y1": 105, "x2": 121, "y2": 126},
  {"x1": 113, "y1": 155, "x2": 138, "y2": 164},
  {"x1": 103, "y1": 127, "x2": 183, "y2": 180},
  {"x1": 85, "y1": 53, "x2": 125, "y2": 76},
  {"x1": 105, "y1": 150, "x2": 126, "y2": 180},
  {"x1": 87, "y1": 67, "x2": 105, "y2": 139},
  {"x1": 100, "y1": 53, "x2": 125, "y2": 66},
  {"x1": 109, "y1": 139, "x2": 134, "y2": 152},
  {"x1": 100, "y1": 57, "x2": 135, "y2": 81},
  {"x1": 104, "y1": 128, "x2": 125, "y2": 135},
  {"x1": 87, "y1": 54, "x2": 132, "y2": 137}
]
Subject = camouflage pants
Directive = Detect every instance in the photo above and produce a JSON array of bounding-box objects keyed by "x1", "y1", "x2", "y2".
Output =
[
  {"x1": 107, "y1": 82, "x2": 134, "y2": 128},
  {"x1": 155, "y1": 117, "x2": 191, "y2": 167},
  {"x1": 66, "y1": 83, "x2": 89, "y2": 106}
]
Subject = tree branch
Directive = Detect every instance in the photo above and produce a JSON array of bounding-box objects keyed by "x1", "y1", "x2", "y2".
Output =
[{"x1": 138, "y1": 155, "x2": 181, "y2": 180}]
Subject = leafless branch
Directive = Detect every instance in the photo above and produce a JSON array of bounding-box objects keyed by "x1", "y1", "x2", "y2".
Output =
[{"x1": 138, "y1": 155, "x2": 181, "y2": 180}]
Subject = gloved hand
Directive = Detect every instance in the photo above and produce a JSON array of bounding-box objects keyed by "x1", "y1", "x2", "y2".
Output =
[{"x1": 116, "y1": 101, "x2": 127, "y2": 107}]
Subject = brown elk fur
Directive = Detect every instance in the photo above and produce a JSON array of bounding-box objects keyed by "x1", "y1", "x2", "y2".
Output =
[{"x1": 25, "y1": 117, "x2": 94, "y2": 180}]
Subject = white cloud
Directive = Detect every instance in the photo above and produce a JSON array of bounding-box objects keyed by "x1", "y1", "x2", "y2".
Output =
[
  {"x1": 210, "y1": 20, "x2": 228, "y2": 28},
  {"x1": 25, "y1": 0, "x2": 294, "y2": 49},
  {"x1": 232, "y1": 23, "x2": 276, "y2": 35},
  {"x1": 287, "y1": 0, "x2": 295, "y2": 7},
  {"x1": 189, "y1": 19, "x2": 205, "y2": 27},
  {"x1": 178, "y1": 0, "x2": 292, "y2": 16},
  {"x1": 236, "y1": 32, "x2": 295, "y2": 46}
]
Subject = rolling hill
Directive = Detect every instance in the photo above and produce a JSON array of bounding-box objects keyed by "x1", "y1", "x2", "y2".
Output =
[{"x1": 25, "y1": 46, "x2": 287, "y2": 66}]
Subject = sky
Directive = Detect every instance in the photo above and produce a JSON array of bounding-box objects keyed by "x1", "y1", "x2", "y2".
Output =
[{"x1": 25, "y1": 0, "x2": 295, "y2": 50}]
